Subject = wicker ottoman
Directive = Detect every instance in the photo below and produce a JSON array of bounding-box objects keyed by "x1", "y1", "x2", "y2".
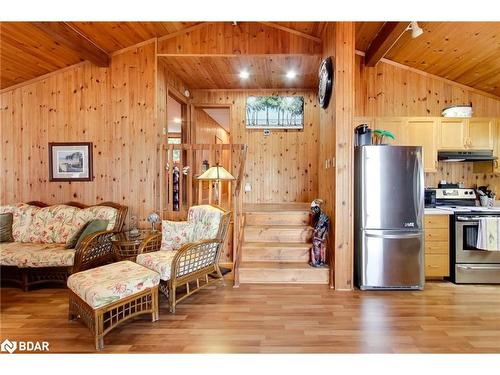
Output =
[{"x1": 67, "y1": 261, "x2": 160, "y2": 350}]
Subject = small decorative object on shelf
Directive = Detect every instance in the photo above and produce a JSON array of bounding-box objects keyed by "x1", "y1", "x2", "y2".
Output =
[
  {"x1": 147, "y1": 212, "x2": 160, "y2": 231},
  {"x1": 129, "y1": 215, "x2": 140, "y2": 237},
  {"x1": 202, "y1": 160, "x2": 209, "y2": 172},
  {"x1": 310, "y1": 199, "x2": 329, "y2": 268}
]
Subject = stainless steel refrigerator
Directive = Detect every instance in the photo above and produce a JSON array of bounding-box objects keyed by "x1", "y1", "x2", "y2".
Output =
[{"x1": 354, "y1": 145, "x2": 425, "y2": 290}]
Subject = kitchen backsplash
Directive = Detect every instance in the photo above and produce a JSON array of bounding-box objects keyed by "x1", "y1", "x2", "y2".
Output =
[{"x1": 425, "y1": 162, "x2": 499, "y2": 195}]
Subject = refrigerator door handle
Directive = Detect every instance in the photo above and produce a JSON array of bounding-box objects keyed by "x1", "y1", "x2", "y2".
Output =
[
  {"x1": 364, "y1": 231, "x2": 422, "y2": 239},
  {"x1": 414, "y1": 151, "x2": 423, "y2": 227}
]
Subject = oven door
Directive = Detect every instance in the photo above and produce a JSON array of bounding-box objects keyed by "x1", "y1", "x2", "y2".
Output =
[{"x1": 455, "y1": 216, "x2": 500, "y2": 263}]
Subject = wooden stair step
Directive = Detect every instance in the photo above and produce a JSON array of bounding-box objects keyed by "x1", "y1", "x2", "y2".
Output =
[
  {"x1": 245, "y1": 211, "x2": 310, "y2": 226},
  {"x1": 242, "y1": 242, "x2": 311, "y2": 262},
  {"x1": 244, "y1": 225, "x2": 313, "y2": 243},
  {"x1": 238, "y1": 262, "x2": 329, "y2": 284},
  {"x1": 244, "y1": 203, "x2": 310, "y2": 213}
]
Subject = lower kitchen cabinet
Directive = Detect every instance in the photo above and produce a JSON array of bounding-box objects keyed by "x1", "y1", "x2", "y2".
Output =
[{"x1": 424, "y1": 215, "x2": 450, "y2": 278}]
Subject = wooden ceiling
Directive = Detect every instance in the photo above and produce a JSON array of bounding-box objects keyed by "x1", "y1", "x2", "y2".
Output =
[
  {"x1": 159, "y1": 55, "x2": 321, "y2": 89},
  {"x1": 356, "y1": 22, "x2": 500, "y2": 96},
  {"x1": 1, "y1": 21, "x2": 499, "y2": 96}
]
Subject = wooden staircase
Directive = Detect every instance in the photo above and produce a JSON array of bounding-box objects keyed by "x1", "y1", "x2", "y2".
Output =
[{"x1": 238, "y1": 203, "x2": 329, "y2": 284}]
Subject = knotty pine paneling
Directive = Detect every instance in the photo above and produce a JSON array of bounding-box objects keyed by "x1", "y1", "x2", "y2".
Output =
[
  {"x1": 157, "y1": 22, "x2": 321, "y2": 56},
  {"x1": 425, "y1": 162, "x2": 499, "y2": 197},
  {"x1": 355, "y1": 55, "x2": 500, "y2": 118},
  {"x1": 0, "y1": 42, "x2": 158, "y2": 227},
  {"x1": 190, "y1": 89, "x2": 319, "y2": 204},
  {"x1": 194, "y1": 108, "x2": 230, "y2": 144},
  {"x1": 355, "y1": 54, "x2": 500, "y2": 197},
  {"x1": 319, "y1": 23, "x2": 336, "y2": 288}
]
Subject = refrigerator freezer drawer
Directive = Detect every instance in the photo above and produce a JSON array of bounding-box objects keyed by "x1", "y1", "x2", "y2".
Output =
[
  {"x1": 455, "y1": 264, "x2": 500, "y2": 284},
  {"x1": 358, "y1": 230, "x2": 424, "y2": 290}
]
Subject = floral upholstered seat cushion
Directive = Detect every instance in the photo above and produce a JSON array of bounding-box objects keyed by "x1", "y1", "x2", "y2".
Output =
[
  {"x1": 0, "y1": 242, "x2": 75, "y2": 268},
  {"x1": 0, "y1": 203, "x2": 118, "y2": 245},
  {"x1": 67, "y1": 261, "x2": 160, "y2": 309},
  {"x1": 74, "y1": 206, "x2": 118, "y2": 232},
  {"x1": 136, "y1": 250, "x2": 178, "y2": 281},
  {"x1": 159, "y1": 205, "x2": 224, "y2": 252},
  {"x1": 160, "y1": 221, "x2": 194, "y2": 251},
  {"x1": 188, "y1": 205, "x2": 223, "y2": 241}
]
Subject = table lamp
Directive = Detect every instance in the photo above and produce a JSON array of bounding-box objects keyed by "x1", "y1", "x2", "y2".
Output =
[{"x1": 197, "y1": 164, "x2": 235, "y2": 205}]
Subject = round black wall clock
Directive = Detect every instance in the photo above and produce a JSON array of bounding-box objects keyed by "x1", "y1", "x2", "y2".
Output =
[{"x1": 318, "y1": 57, "x2": 333, "y2": 109}]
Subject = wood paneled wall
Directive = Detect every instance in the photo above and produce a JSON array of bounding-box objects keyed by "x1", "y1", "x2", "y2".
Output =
[
  {"x1": 354, "y1": 54, "x2": 500, "y2": 197},
  {"x1": 190, "y1": 89, "x2": 319, "y2": 204},
  {"x1": 355, "y1": 55, "x2": 500, "y2": 117},
  {"x1": 319, "y1": 24, "x2": 336, "y2": 287},
  {"x1": 425, "y1": 163, "x2": 500, "y2": 200},
  {"x1": 194, "y1": 109, "x2": 230, "y2": 145},
  {"x1": 0, "y1": 42, "x2": 158, "y2": 227},
  {"x1": 157, "y1": 22, "x2": 321, "y2": 55}
]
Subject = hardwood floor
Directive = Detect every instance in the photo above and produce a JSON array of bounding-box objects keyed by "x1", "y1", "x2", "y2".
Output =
[{"x1": 1, "y1": 281, "x2": 500, "y2": 353}]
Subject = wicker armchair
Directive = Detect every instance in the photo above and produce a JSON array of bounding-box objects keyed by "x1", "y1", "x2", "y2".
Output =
[
  {"x1": 0, "y1": 201, "x2": 127, "y2": 291},
  {"x1": 136, "y1": 205, "x2": 231, "y2": 313}
]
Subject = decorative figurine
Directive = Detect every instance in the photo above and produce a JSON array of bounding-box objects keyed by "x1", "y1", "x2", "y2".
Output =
[
  {"x1": 310, "y1": 199, "x2": 329, "y2": 267},
  {"x1": 147, "y1": 212, "x2": 160, "y2": 231}
]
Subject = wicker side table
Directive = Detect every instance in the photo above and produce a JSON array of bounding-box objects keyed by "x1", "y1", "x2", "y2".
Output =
[{"x1": 111, "y1": 230, "x2": 161, "y2": 261}]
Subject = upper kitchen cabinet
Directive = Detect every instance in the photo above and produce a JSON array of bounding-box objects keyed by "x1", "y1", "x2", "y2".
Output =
[
  {"x1": 374, "y1": 117, "x2": 408, "y2": 145},
  {"x1": 407, "y1": 118, "x2": 438, "y2": 172},
  {"x1": 468, "y1": 118, "x2": 495, "y2": 150},
  {"x1": 438, "y1": 118, "x2": 468, "y2": 150},
  {"x1": 438, "y1": 118, "x2": 495, "y2": 151}
]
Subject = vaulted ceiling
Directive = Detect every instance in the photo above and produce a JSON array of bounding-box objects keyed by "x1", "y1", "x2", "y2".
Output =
[
  {"x1": 1, "y1": 21, "x2": 499, "y2": 96},
  {"x1": 356, "y1": 22, "x2": 500, "y2": 96}
]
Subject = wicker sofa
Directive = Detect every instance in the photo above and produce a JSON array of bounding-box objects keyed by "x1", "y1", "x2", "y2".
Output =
[
  {"x1": 0, "y1": 201, "x2": 127, "y2": 291},
  {"x1": 136, "y1": 205, "x2": 231, "y2": 313}
]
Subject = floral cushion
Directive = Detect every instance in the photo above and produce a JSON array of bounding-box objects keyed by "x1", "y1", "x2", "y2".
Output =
[
  {"x1": 160, "y1": 221, "x2": 194, "y2": 251},
  {"x1": 75, "y1": 206, "x2": 117, "y2": 232},
  {"x1": 188, "y1": 205, "x2": 224, "y2": 242},
  {"x1": 0, "y1": 242, "x2": 75, "y2": 267},
  {"x1": 0, "y1": 203, "x2": 118, "y2": 245},
  {"x1": 67, "y1": 261, "x2": 160, "y2": 309},
  {"x1": 136, "y1": 250, "x2": 177, "y2": 281},
  {"x1": 159, "y1": 205, "x2": 223, "y2": 252}
]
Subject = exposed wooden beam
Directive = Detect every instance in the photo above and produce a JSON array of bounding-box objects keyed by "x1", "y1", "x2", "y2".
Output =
[
  {"x1": 259, "y1": 22, "x2": 322, "y2": 43},
  {"x1": 364, "y1": 22, "x2": 410, "y2": 67},
  {"x1": 157, "y1": 22, "x2": 210, "y2": 42},
  {"x1": 32, "y1": 22, "x2": 109, "y2": 67}
]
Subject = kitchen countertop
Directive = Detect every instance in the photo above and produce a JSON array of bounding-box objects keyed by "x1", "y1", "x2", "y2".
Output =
[
  {"x1": 424, "y1": 208, "x2": 454, "y2": 215},
  {"x1": 425, "y1": 206, "x2": 500, "y2": 214}
]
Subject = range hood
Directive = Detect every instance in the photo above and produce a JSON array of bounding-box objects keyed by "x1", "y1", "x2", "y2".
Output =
[{"x1": 438, "y1": 150, "x2": 498, "y2": 162}]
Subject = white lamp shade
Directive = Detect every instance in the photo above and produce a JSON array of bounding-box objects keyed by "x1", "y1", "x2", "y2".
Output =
[{"x1": 197, "y1": 165, "x2": 235, "y2": 181}]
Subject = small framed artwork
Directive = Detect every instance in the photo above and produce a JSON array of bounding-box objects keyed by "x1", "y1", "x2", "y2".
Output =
[{"x1": 48, "y1": 142, "x2": 93, "y2": 182}]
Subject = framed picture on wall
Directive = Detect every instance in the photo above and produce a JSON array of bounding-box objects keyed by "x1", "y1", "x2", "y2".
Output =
[
  {"x1": 246, "y1": 96, "x2": 304, "y2": 129},
  {"x1": 48, "y1": 142, "x2": 93, "y2": 182}
]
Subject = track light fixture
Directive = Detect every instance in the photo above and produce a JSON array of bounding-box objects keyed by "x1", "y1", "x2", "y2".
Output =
[{"x1": 407, "y1": 21, "x2": 424, "y2": 38}]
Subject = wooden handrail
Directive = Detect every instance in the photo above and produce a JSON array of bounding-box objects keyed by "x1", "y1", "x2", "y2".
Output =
[{"x1": 232, "y1": 145, "x2": 248, "y2": 287}]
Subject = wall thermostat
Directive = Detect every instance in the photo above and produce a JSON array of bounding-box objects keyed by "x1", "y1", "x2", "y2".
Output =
[{"x1": 263, "y1": 129, "x2": 271, "y2": 136}]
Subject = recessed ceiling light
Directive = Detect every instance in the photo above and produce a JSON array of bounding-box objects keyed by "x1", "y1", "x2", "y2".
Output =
[
  {"x1": 286, "y1": 70, "x2": 297, "y2": 79},
  {"x1": 173, "y1": 117, "x2": 182, "y2": 124},
  {"x1": 239, "y1": 70, "x2": 250, "y2": 79}
]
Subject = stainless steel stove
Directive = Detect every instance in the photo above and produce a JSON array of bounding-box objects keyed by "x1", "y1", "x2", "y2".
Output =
[{"x1": 430, "y1": 187, "x2": 500, "y2": 284}]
